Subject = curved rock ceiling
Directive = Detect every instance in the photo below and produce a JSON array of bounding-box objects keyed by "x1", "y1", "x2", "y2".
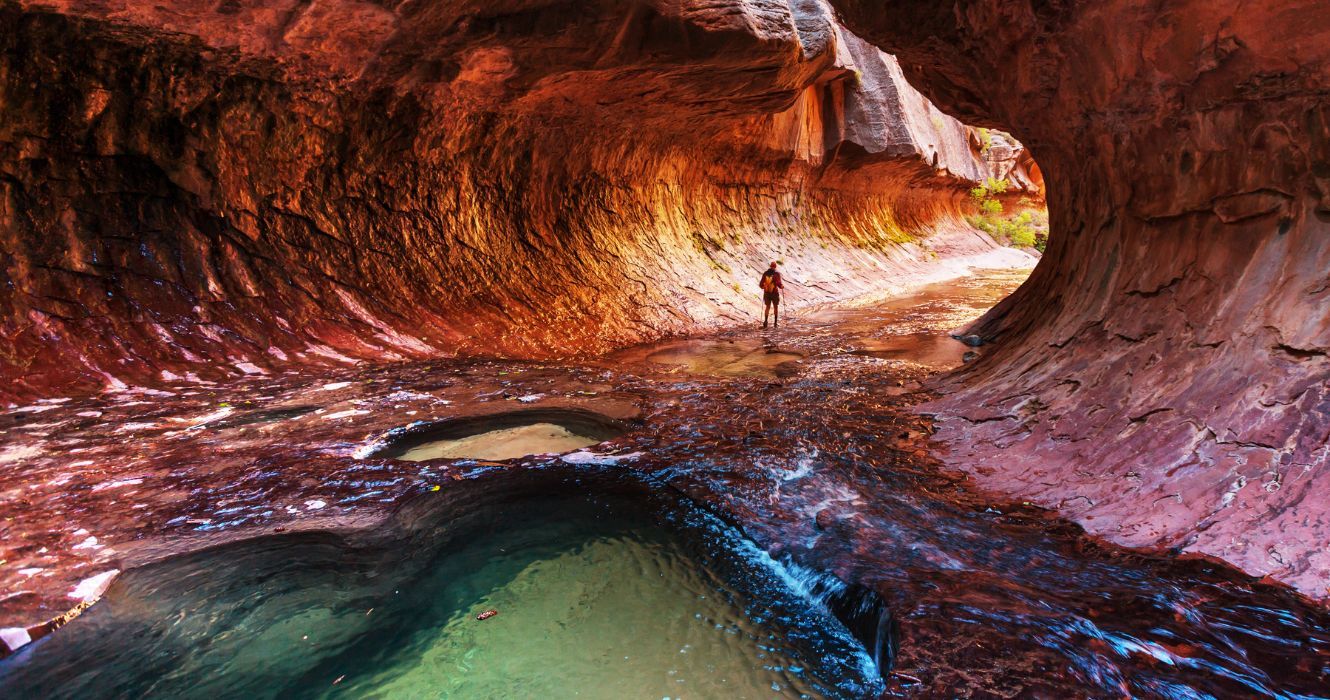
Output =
[
  {"x1": 832, "y1": 0, "x2": 1330, "y2": 596},
  {"x1": 5, "y1": 0, "x2": 1327, "y2": 600},
  {"x1": 1, "y1": 0, "x2": 1033, "y2": 401}
]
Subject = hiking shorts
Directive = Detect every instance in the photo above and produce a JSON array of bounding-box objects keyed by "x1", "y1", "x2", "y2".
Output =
[{"x1": 763, "y1": 291, "x2": 780, "y2": 305}]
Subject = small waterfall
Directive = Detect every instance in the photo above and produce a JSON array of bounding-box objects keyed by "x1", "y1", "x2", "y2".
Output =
[
  {"x1": 823, "y1": 581, "x2": 897, "y2": 676},
  {"x1": 762, "y1": 559, "x2": 898, "y2": 679},
  {"x1": 666, "y1": 500, "x2": 897, "y2": 689}
]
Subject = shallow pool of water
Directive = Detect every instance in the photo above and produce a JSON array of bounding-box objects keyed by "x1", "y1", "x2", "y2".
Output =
[
  {"x1": 12, "y1": 270, "x2": 1330, "y2": 696},
  {"x1": 396, "y1": 422, "x2": 601, "y2": 461},
  {"x1": 0, "y1": 473, "x2": 882, "y2": 699},
  {"x1": 847, "y1": 332, "x2": 971, "y2": 367},
  {"x1": 371, "y1": 408, "x2": 628, "y2": 463},
  {"x1": 646, "y1": 340, "x2": 803, "y2": 378}
]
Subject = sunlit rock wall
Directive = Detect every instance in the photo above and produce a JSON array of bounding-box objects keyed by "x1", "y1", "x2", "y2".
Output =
[
  {"x1": 833, "y1": 0, "x2": 1330, "y2": 598},
  {"x1": 0, "y1": 1, "x2": 1032, "y2": 401}
]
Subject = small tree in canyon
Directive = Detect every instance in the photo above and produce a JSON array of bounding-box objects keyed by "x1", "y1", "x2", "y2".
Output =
[{"x1": 967, "y1": 177, "x2": 1045, "y2": 251}]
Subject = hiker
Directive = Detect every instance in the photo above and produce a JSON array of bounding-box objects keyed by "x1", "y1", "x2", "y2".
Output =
[{"x1": 759, "y1": 261, "x2": 784, "y2": 328}]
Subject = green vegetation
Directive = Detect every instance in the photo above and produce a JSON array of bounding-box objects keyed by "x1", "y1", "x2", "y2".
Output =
[
  {"x1": 966, "y1": 177, "x2": 1049, "y2": 252},
  {"x1": 690, "y1": 231, "x2": 732, "y2": 273},
  {"x1": 690, "y1": 230, "x2": 714, "y2": 254},
  {"x1": 881, "y1": 217, "x2": 912, "y2": 245},
  {"x1": 977, "y1": 128, "x2": 993, "y2": 154},
  {"x1": 854, "y1": 215, "x2": 914, "y2": 252},
  {"x1": 969, "y1": 176, "x2": 1008, "y2": 201}
]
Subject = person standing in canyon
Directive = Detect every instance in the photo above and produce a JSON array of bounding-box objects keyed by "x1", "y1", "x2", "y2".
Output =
[{"x1": 759, "y1": 261, "x2": 784, "y2": 329}]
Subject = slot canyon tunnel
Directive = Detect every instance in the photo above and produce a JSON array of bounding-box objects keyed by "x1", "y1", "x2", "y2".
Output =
[{"x1": 2, "y1": 0, "x2": 1330, "y2": 697}]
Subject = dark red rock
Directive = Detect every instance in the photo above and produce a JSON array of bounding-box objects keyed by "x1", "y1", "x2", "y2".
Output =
[
  {"x1": 831, "y1": 0, "x2": 1330, "y2": 598},
  {"x1": 0, "y1": 1, "x2": 1035, "y2": 403},
  {"x1": 6, "y1": 275, "x2": 1329, "y2": 698}
]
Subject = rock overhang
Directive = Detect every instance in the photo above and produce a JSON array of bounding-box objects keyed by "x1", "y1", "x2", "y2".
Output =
[
  {"x1": 830, "y1": 0, "x2": 1330, "y2": 599},
  {"x1": 0, "y1": 0, "x2": 1038, "y2": 400}
]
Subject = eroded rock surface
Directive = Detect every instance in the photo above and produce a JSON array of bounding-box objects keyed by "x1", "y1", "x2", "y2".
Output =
[
  {"x1": 0, "y1": 1, "x2": 1034, "y2": 402},
  {"x1": 832, "y1": 0, "x2": 1330, "y2": 597},
  {"x1": 6, "y1": 272, "x2": 1330, "y2": 697}
]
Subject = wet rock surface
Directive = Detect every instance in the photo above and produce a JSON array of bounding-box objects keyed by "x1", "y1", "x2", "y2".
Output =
[
  {"x1": 4, "y1": 270, "x2": 1330, "y2": 697},
  {"x1": 831, "y1": 0, "x2": 1330, "y2": 598},
  {"x1": 6, "y1": 0, "x2": 1330, "y2": 691},
  {"x1": 0, "y1": 1, "x2": 1037, "y2": 401},
  {"x1": 2, "y1": 469, "x2": 887, "y2": 698}
]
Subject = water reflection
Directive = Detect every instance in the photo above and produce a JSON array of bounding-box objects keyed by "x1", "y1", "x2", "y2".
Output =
[
  {"x1": 0, "y1": 474, "x2": 883, "y2": 699},
  {"x1": 646, "y1": 340, "x2": 804, "y2": 378},
  {"x1": 5, "y1": 269, "x2": 1330, "y2": 697}
]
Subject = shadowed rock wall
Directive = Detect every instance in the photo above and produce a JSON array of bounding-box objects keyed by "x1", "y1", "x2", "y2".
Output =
[
  {"x1": 832, "y1": 0, "x2": 1330, "y2": 597},
  {"x1": 0, "y1": 2, "x2": 1032, "y2": 401}
]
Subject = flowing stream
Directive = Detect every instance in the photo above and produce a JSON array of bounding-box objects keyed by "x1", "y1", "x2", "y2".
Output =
[
  {"x1": 2, "y1": 268, "x2": 1328, "y2": 697},
  {"x1": 0, "y1": 474, "x2": 884, "y2": 698}
]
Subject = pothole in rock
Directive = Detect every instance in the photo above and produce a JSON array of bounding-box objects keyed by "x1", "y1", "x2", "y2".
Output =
[
  {"x1": 370, "y1": 408, "x2": 628, "y2": 462},
  {"x1": 0, "y1": 470, "x2": 887, "y2": 698},
  {"x1": 646, "y1": 340, "x2": 804, "y2": 378}
]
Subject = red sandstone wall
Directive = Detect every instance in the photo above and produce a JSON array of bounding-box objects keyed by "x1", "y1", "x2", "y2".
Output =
[
  {"x1": 0, "y1": 2, "x2": 1033, "y2": 402},
  {"x1": 832, "y1": 0, "x2": 1330, "y2": 598}
]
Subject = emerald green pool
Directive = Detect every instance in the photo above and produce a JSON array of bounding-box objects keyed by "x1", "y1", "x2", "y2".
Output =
[{"x1": 0, "y1": 474, "x2": 883, "y2": 698}]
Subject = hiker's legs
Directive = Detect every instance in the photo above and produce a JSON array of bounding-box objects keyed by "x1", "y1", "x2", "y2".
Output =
[
  {"x1": 762, "y1": 300, "x2": 771, "y2": 327},
  {"x1": 773, "y1": 300, "x2": 779, "y2": 327}
]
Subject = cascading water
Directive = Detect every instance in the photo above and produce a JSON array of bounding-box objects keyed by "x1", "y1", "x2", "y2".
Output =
[
  {"x1": 757, "y1": 557, "x2": 898, "y2": 678},
  {"x1": 658, "y1": 492, "x2": 897, "y2": 682},
  {"x1": 5, "y1": 273, "x2": 1329, "y2": 697},
  {"x1": 0, "y1": 469, "x2": 890, "y2": 699}
]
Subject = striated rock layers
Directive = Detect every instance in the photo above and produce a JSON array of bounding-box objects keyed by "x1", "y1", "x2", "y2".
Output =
[
  {"x1": 833, "y1": 1, "x2": 1330, "y2": 597},
  {"x1": 0, "y1": 1, "x2": 1034, "y2": 402}
]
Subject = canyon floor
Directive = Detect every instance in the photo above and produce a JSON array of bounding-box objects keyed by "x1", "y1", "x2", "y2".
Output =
[{"x1": 2, "y1": 263, "x2": 1329, "y2": 697}]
